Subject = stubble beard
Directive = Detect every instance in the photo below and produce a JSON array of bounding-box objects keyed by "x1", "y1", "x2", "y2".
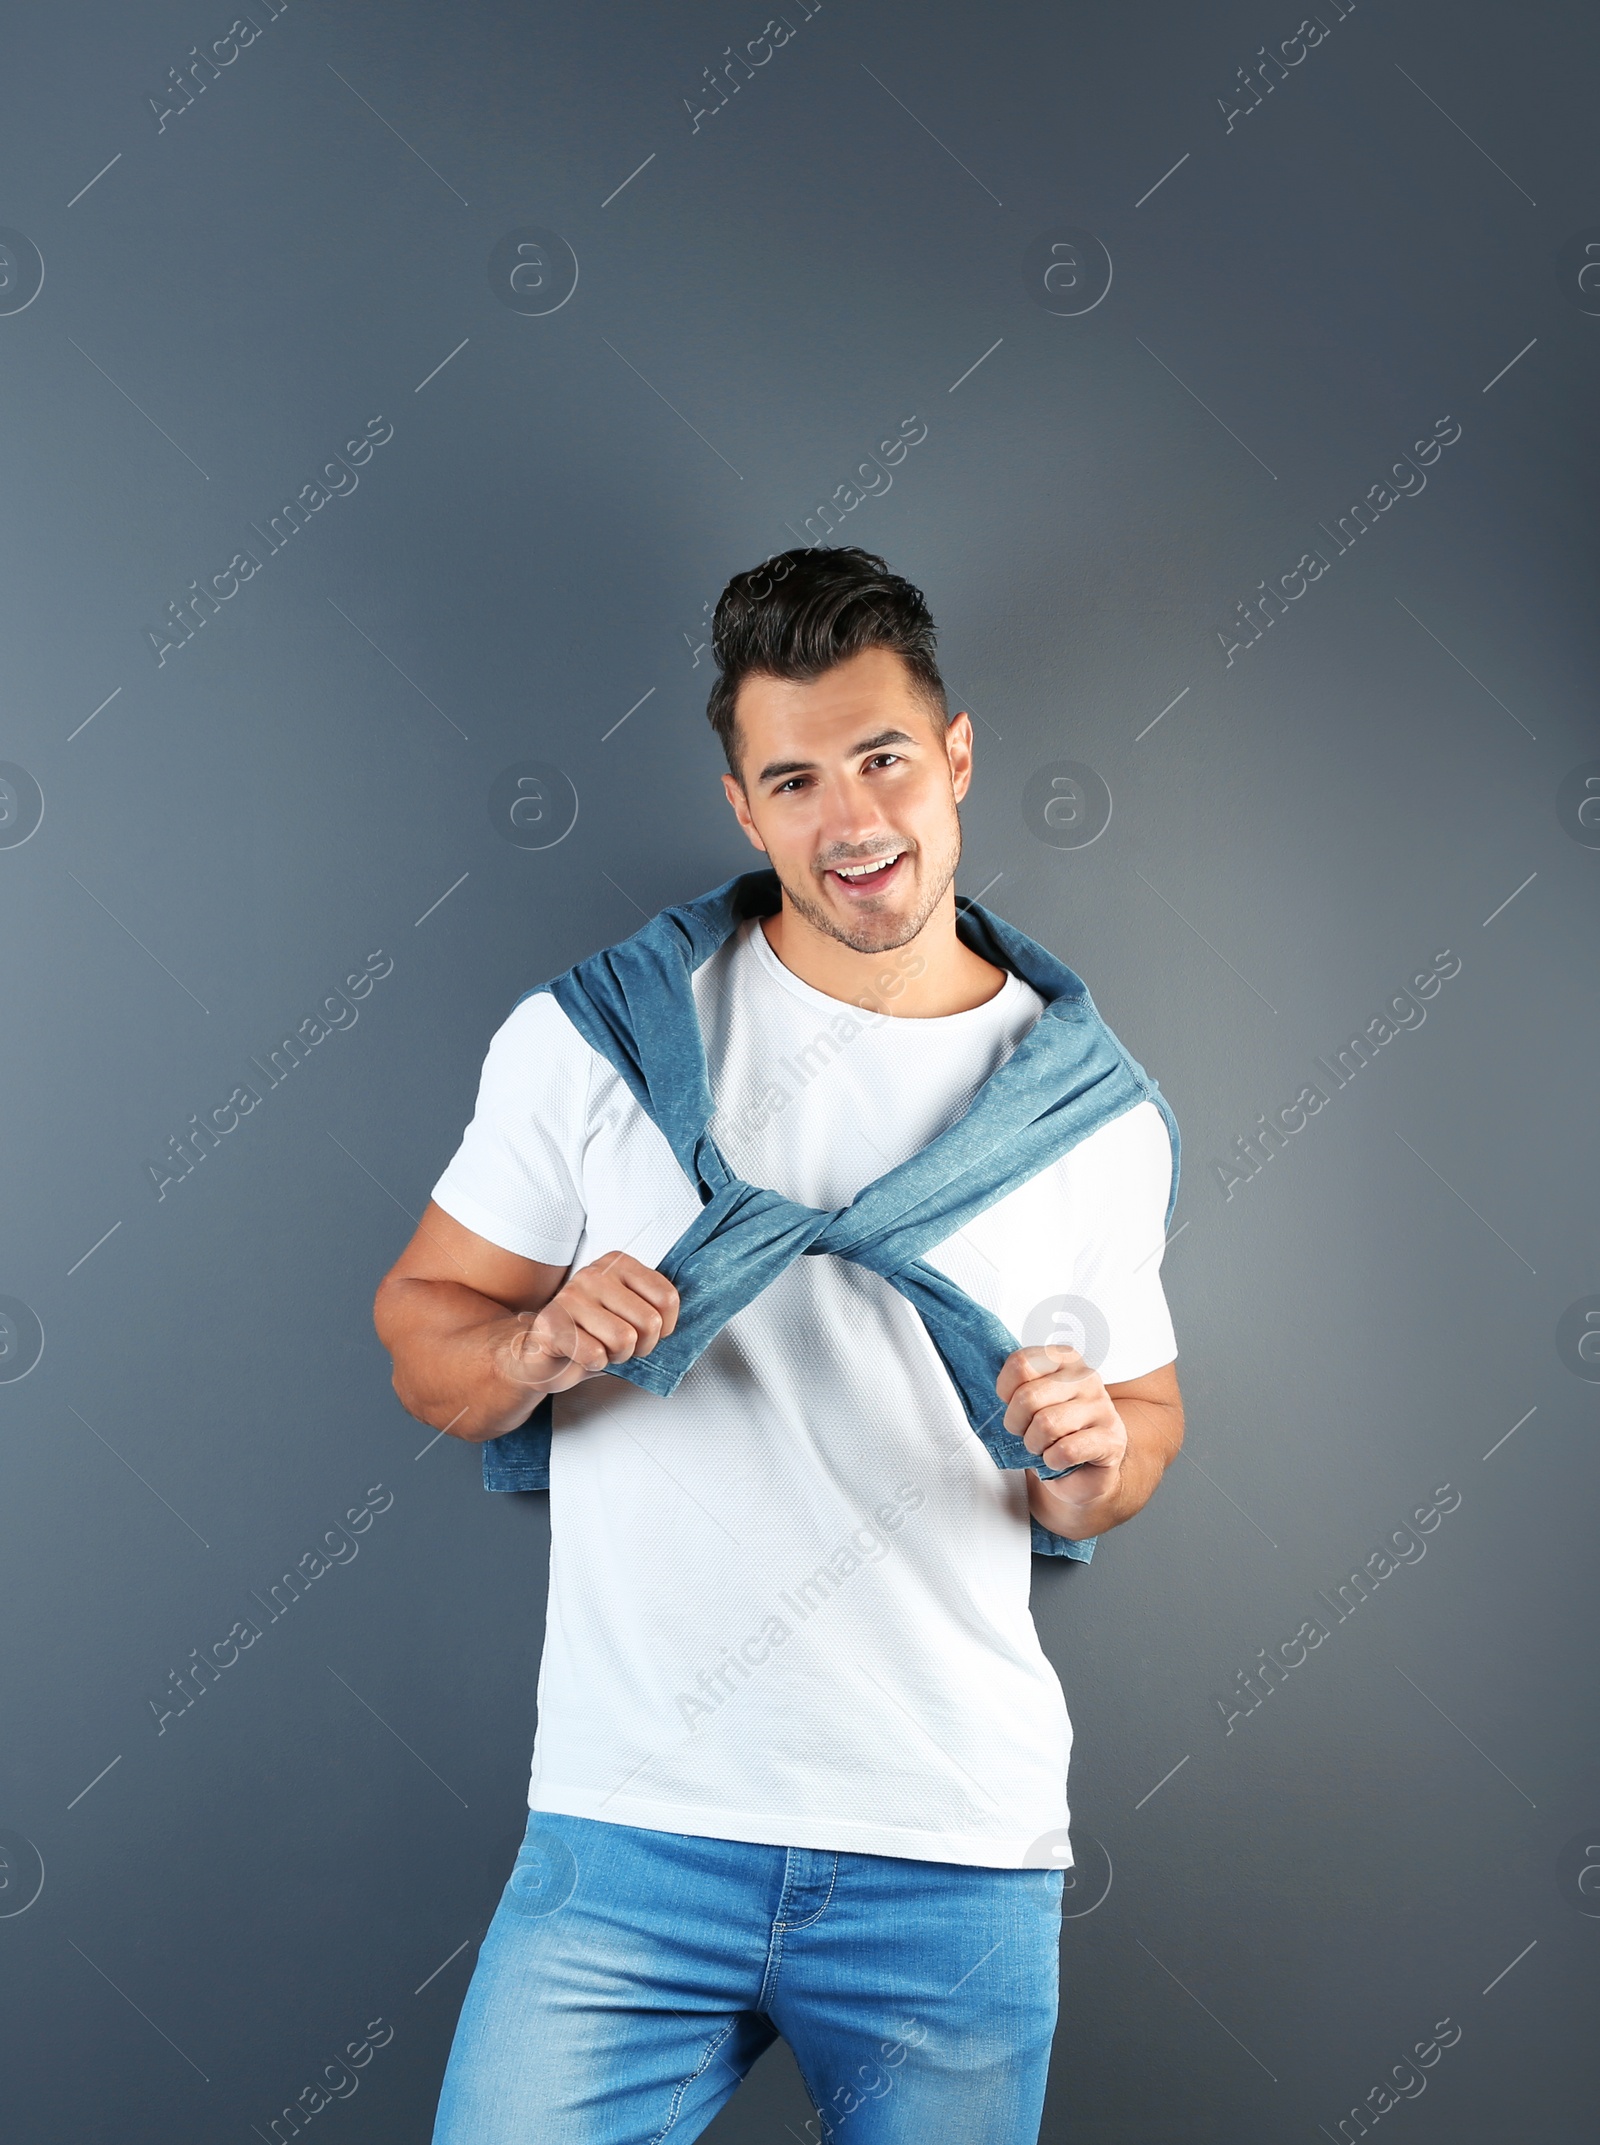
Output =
[{"x1": 777, "y1": 820, "x2": 963, "y2": 957}]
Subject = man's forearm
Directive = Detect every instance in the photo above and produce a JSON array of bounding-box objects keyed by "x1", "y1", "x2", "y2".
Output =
[
  {"x1": 1027, "y1": 1395, "x2": 1184, "y2": 1540},
  {"x1": 376, "y1": 1277, "x2": 548, "y2": 1443}
]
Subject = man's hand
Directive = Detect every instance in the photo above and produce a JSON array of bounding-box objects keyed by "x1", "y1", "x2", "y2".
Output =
[
  {"x1": 996, "y1": 1345, "x2": 1184, "y2": 1540},
  {"x1": 998, "y1": 1343, "x2": 1127, "y2": 1506},
  {"x1": 374, "y1": 1204, "x2": 683, "y2": 1443},
  {"x1": 497, "y1": 1252, "x2": 680, "y2": 1395}
]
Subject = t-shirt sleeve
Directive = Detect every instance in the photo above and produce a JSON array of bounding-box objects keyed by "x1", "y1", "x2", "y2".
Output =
[
  {"x1": 429, "y1": 993, "x2": 592, "y2": 1265},
  {"x1": 1068, "y1": 1099, "x2": 1178, "y2": 1385}
]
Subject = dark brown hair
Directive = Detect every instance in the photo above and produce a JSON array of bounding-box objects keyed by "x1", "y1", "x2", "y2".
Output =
[{"x1": 706, "y1": 546, "x2": 948, "y2": 776}]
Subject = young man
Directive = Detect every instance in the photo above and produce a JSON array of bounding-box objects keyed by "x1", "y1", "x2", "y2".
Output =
[{"x1": 375, "y1": 547, "x2": 1184, "y2": 2145}]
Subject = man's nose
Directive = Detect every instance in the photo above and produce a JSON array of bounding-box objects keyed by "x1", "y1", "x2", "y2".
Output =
[{"x1": 815, "y1": 774, "x2": 892, "y2": 849}]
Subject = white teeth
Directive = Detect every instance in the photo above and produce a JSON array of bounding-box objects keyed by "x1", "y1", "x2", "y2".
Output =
[{"x1": 833, "y1": 856, "x2": 899, "y2": 880}]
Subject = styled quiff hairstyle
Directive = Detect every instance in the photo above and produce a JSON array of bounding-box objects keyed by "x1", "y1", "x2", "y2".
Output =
[{"x1": 706, "y1": 546, "x2": 949, "y2": 777}]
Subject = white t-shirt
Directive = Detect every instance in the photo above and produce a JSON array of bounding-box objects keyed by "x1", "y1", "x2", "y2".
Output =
[{"x1": 431, "y1": 915, "x2": 1177, "y2": 1867}]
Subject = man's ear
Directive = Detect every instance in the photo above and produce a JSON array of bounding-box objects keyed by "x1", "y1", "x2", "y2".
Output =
[
  {"x1": 946, "y1": 711, "x2": 975, "y2": 804},
  {"x1": 721, "y1": 772, "x2": 769, "y2": 852}
]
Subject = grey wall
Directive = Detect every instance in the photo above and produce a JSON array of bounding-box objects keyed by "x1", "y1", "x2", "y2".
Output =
[{"x1": 2, "y1": 2, "x2": 1597, "y2": 2139}]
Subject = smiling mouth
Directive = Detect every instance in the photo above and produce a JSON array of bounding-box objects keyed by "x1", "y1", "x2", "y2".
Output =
[{"x1": 825, "y1": 852, "x2": 906, "y2": 895}]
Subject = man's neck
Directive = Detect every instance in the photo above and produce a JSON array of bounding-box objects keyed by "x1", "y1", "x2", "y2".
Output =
[{"x1": 759, "y1": 886, "x2": 1009, "y2": 1017}]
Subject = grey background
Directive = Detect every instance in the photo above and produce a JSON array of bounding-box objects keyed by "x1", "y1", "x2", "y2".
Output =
[{"x1": 2, "y1": 1, "x2": 1596, "y2": 2138}]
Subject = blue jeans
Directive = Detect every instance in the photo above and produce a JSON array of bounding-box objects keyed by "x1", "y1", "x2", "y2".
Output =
[{"x1": 431, "y1": 1809, "x2": 1064, "y2": 2144}]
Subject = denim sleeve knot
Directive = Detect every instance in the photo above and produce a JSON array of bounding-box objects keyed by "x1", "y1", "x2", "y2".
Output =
[{"x1": 479, "y1": 870, "x2": 1179, "y2": 1564}]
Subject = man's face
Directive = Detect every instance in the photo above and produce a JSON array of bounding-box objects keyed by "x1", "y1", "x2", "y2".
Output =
[{"x1": 721, "y1": 647, "x2": 973, "y2": 956}]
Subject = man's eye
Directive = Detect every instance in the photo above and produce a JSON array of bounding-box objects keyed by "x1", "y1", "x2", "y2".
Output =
[{"x1": 866, "y1": 754, "x2": 902, "y2": 770}]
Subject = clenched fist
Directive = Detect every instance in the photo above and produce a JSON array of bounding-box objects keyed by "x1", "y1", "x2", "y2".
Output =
[
  {"x1": 997, "y1": 1343, "x2": 1128, "y2": 1514},
  {"x1": 498, "y1": 1252, "x2": 681, "y2": 1396}
]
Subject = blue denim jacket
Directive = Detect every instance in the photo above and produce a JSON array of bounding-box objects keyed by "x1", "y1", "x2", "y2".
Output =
[{"x1": 480, "y1": 869, "x2": 1179, "y2": 1560}]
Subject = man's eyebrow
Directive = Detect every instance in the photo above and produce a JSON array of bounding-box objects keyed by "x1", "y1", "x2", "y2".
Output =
[{"x1": 755, "y1": 729, "x2": 918, "y2": 785}]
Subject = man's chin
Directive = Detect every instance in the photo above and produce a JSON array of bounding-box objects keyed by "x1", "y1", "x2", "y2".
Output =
[
  {"x1": 831, "y1": 915, "x2": 918, "y2": 955},
  {"x1": 774, "y1": 846, "x2": 962, "y2": 956},
  {"x1": 794, "y1": 886, "x2": 924, "y2": 956}
]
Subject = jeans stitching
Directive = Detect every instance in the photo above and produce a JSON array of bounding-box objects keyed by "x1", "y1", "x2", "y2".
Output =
[
  {"x1": 648, "y1": 2017, "x2": 742, "y2": 2145},
  {"x1": 788, "y1": 2047, "x2": 834, "y2": 2144},
  {"x1": 755, "y1": 1920, "x2": 788, "y2": 2015},
  {"x1": 777, "y1": 1853, "x2": 839, "y2": 1931}
]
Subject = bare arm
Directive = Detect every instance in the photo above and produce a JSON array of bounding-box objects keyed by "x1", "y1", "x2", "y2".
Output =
[
  {"x1": 997, "y1": 1348, "x2": 1185, "y2": 1542},
  {"x1": 372, "y1": 1201, "x2": 680, "y2": 1444}
]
